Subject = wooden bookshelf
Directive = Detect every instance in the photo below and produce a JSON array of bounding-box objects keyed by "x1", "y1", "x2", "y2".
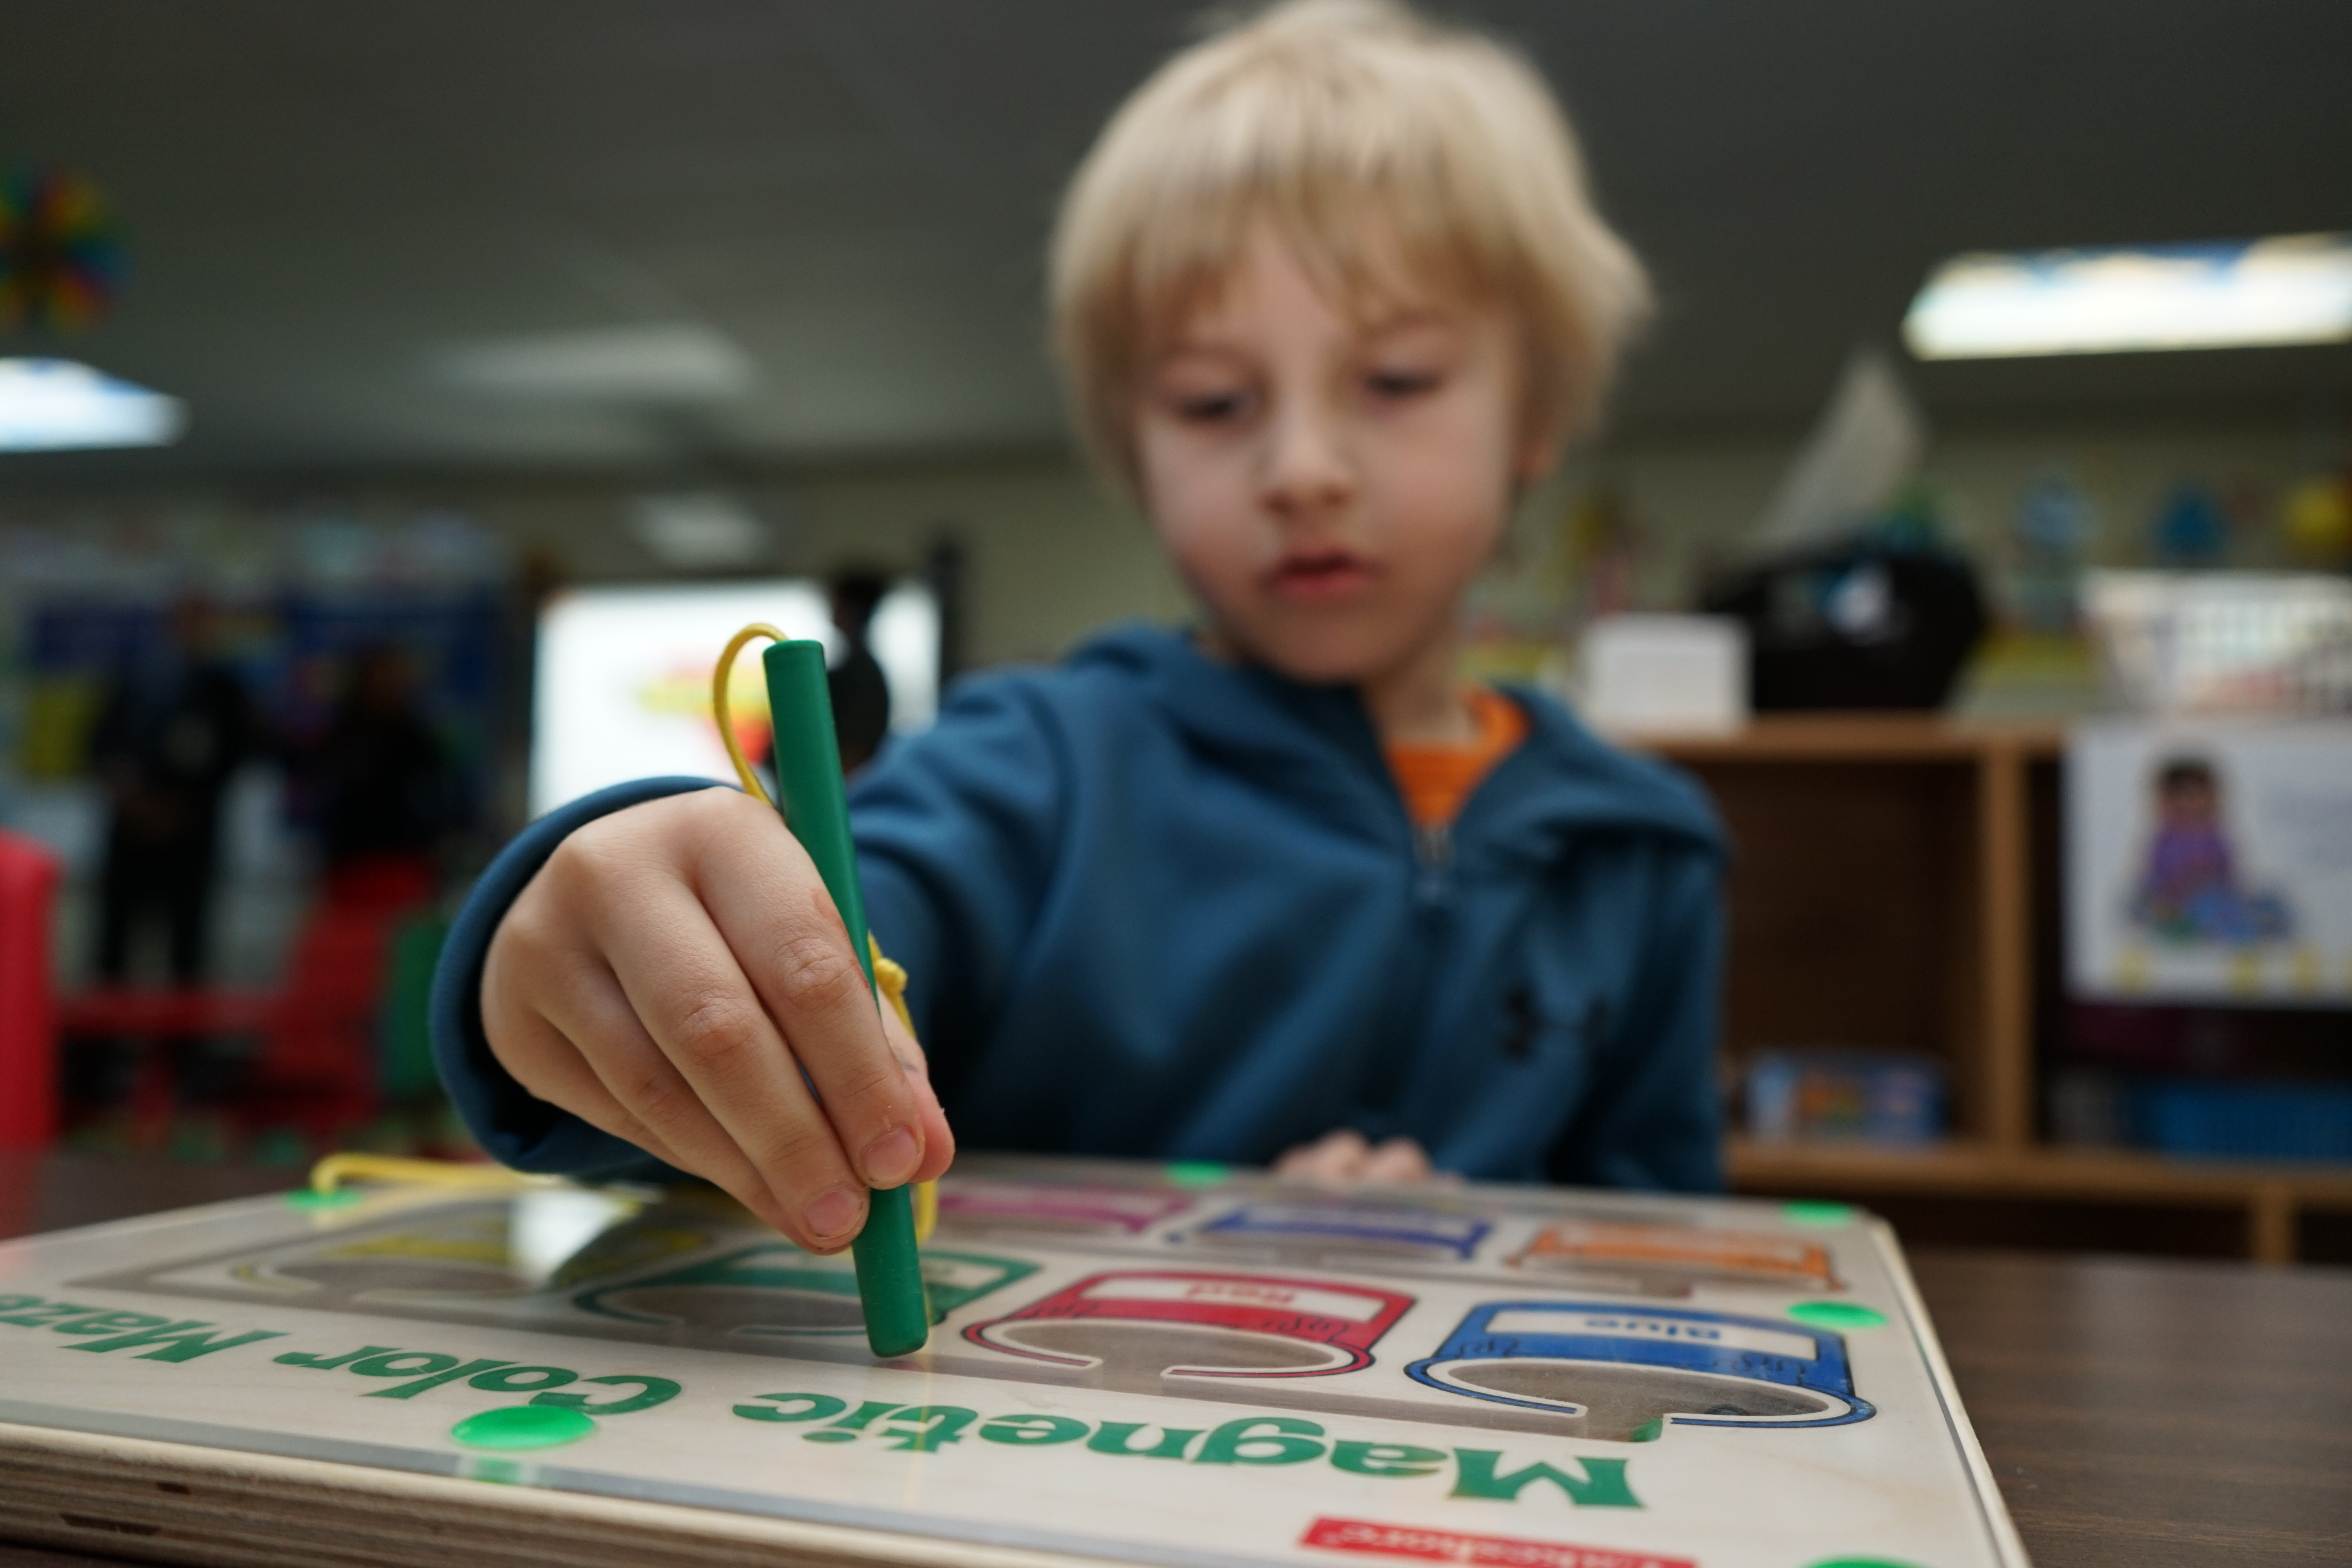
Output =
[
  {"x1": 1727, "y1": 1138, "x2": 2352, "y2": 1265},
  {"x1": 1645, "y1": 715, "x2": 2352, "y2": 1263}
]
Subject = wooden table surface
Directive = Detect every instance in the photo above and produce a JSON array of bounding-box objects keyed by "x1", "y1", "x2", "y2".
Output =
[
  {"x1": 4, "y1": 1152, "x2": 2350, "y2": 1568},
  {"x1": 1904, "y1": 1249, "x2": 2352, "y2": 1566}
]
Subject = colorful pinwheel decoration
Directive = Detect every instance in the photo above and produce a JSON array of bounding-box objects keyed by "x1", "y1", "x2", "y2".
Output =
[{"x1": 0, "y1": 165, "x2": 124, "y2": 332}]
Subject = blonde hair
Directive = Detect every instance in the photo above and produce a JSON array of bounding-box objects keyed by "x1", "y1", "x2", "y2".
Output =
[{"x1": 1051, "y1": 0, "x2": 1651, "y2": 490}]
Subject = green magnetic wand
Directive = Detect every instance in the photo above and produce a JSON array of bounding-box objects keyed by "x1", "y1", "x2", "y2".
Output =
[{"x1": 716, "y1": 625, "x2": 931, "y2": 1358}]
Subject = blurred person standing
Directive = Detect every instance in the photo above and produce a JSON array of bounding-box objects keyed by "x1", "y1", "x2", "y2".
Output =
[
  {"x1": 308, "y1": 643, "x2": 452, "y2": 893},
  {"x1": 826, "y1": 569, "x2": 893, "y2": 775},
  {"x1": 89, "y1": 598, "x2": 260, "y2": 984}
]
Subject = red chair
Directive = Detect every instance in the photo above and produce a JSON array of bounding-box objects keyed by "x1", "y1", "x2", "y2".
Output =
[
  {"x1": 241, "y1": 855, "x2": 435, "y2": 1138},
  {"x1": 54, "y1": 853, "x2": 436, "y2": 1149},
  {"x1": 0, "y1": 832, "x2": 62, "y2": 1149}
]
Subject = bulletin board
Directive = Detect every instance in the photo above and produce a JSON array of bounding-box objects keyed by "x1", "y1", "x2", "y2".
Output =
[{"x1": 0, "y1": 1157, "x2": 2024, "y2": 1568}]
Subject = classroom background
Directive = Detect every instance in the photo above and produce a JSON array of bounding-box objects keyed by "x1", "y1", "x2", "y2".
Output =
[{"x1": 2, "y1": 1, "x2": 2349, "y2": 1261}]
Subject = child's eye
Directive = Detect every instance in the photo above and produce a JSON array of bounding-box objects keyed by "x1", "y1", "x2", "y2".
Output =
[
  {"x1": 1172, "y1": 390, "x2": 1253, "y2": 423},
  {"x1": 1365, "y1": 368, "x2": 1441, "y2": 400}
]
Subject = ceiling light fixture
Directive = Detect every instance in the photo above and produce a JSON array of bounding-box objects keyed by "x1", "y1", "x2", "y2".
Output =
[
  {"x1": 630, "y1": 491, "x2": 772, "y2": 570},
  {"x1": 1903, "y1": 234, "x2": 2352, "y2": 359},
  {"x1": 0, "y1": 358, "x2": 187, "y2": 451},
  {"x1": 430, "y1": 322, "x2": 757, "y2": 403}
]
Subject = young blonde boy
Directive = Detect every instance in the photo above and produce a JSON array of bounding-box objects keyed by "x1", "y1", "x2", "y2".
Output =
[{"x1": 432, "y1": 0, "x2": 1724, "y2": 1252}]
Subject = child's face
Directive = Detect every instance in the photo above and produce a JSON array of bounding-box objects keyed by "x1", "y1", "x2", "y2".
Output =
[
  {"x1": 1133, "y1": 225, "x2": 1545, "y2": 686},
  {"x1": 2161, "y1": 777, "x2": 2218, "y2": 827}
]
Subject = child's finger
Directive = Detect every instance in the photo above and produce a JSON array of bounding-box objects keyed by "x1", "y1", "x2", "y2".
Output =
[
  {"x1": 1276, "y1": 1128, "x2": 1370, "y2": 1182},
  {"x1": 524, "y1": 955, "x2": 813, "y2": 1236},
  {"x1": 687, "y1": 800, "x2": 929, "y2": 1192},
  {"x1": 877, "y1": 995, "x2": 956, "y2": 1184},
  {"x1": 487, "y1": 993, "x2": 690, "y2": 1172},
  {"x1": 483, "y1": 898, "x2": 709, "y2": 1182},
  {"x1": 1364, "y1": 1136, "x2": 1433, "y2": 1184},
  {"x1": 1321, "y1": 1129, "x2": 1372, "y2": 1180},
  {"x1": 597, "y1": 878, "x2": 874, "y2": 1252}
]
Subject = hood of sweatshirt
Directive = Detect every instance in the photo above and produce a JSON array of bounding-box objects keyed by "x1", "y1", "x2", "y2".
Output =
[{"x1": 1061, "y1": 621, "x2": 1725, "y2": 870}]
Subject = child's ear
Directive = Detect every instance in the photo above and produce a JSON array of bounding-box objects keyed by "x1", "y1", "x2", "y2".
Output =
[{"x1": 1513, "y1": 423, "x2": 1565, "y2": 487}]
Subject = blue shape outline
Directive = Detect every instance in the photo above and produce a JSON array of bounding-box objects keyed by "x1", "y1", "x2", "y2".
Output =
[
  {"x1": 1195, "y1": 1204, "x2": 1490, "y2": 1259},
  {"x1": 1405, "y1": 1299, "x2": 1876, "y2": 1432}
]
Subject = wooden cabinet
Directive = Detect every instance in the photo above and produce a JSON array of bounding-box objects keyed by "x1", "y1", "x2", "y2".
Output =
[{"x1": 1648, "y1": 716, "x2": 2352, "y2": 1262}]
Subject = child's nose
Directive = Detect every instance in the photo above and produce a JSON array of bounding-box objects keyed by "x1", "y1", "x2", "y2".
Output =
[{"x1": 1258, "y1": 400, "x2": 1356, "y2": 521}]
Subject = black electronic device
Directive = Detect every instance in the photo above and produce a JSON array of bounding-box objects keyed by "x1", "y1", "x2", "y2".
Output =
[{"x1": 1702, "y1": 542, "x2": 1987, "y2": 711}]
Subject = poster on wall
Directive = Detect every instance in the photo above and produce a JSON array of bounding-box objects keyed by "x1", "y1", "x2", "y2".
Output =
[
  {"x1": 529, "y1": 580, "x2": 939, "y2": 817},
  {"x1": 2066, "y1": 719, "x2": 2352, "y2": 1005}
]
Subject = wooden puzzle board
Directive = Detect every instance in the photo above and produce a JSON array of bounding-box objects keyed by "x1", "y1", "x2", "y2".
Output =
[{"x1": 0, "y1": 1158, "x2": 2027, "y2": 1568}]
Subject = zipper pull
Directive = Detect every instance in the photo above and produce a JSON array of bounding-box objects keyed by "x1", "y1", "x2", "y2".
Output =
[{"x1": 1414, "y1": 820, "x2": 1454, "y2": 901}]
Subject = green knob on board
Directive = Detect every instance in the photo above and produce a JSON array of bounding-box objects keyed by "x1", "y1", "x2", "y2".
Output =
[{"x1": 761, "y1": 638, "x2": 932, "y2": 1358}]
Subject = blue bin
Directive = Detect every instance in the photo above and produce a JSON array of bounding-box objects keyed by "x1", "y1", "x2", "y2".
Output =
[{"x1": 2129, "y1": 1079, "x2": 2352, "y2": 1161}]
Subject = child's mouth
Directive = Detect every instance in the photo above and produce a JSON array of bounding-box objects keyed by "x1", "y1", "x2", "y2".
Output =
[{"x1": 1269, "y1": 548, "x2": 1377, "y2": 602}]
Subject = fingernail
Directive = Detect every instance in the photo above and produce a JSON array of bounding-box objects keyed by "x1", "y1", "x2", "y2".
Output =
[
  {"x1": 861, "y1": 1126, "x2": 920, "y2": 1188},
  {"x1": 804, "y1": 1183, "x2": 866, "y2": 1241}
]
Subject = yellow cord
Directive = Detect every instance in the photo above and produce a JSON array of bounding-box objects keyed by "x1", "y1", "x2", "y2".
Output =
[
  {"x1": 309, "y1": 1153, "x2": 555, "y2": 1197},
  {"x1": 713, "y1": 622, "x2": 788, "y2": 806},
  {"x1": 871, "y1": 940, "x2": 936, "y2": 1242},
  {"x1": 309, "y1": 1149, "x2": 933, "y2": 1243},
  {"x1": 715, "y1": 621, "x2": 937, "y2": 1242}
]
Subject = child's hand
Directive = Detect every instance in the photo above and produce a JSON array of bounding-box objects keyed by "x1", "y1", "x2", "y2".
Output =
[
  {"x1": 480, "y1": 788, "x2": 955, "y2": 1253},
  {"x1": 1274, "y1": 1129, "x2": 1437, "y2": 1185}
]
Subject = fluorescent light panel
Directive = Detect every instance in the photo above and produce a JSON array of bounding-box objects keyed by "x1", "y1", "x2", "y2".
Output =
[
  {"x1": 629, "y1": 491, "x2": 771, "y2": 569},
  {"x1": 431, "y1": 322, "x2": 757, "y2": 402},
  {"x1": 0, "y1": 358, "x2": 187, "y2": 451},
  {"x1": 1904, "y1": 234, "x2": 2352, "y2": 359}
]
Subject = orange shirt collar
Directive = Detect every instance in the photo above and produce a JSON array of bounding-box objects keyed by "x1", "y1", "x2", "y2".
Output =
[{"x1": 1383, "y1": 686, "x2": 1529, "y2": 829}]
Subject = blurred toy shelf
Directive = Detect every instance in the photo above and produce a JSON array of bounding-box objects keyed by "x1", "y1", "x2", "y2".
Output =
[
  {"x1": 1647, "y1": 712, "x2": 2066, "y2": 763},
  {"x1": 1642, "y1": 713, "x2": 2352, "y2": 1263},
  {"x1": 1725, "y1": 1138, "x2": 2352, "y2": 1265}
]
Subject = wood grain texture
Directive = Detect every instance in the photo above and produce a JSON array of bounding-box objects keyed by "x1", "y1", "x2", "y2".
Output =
[
  {"x1": 0, "y1": 1544, "x2": 143, "y2": 1568},
  {"x1": 1910, "y1": 1249, "x2": 2352, "y2": 1568},
  {"x1": 0, "y1": 1152, "x2": 295, "y2": 1243}
]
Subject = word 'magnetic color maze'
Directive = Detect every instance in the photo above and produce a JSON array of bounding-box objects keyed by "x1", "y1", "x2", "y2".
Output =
[{"x1": 0, "y1": 1157, "x2": 2025, "y2": 1568}]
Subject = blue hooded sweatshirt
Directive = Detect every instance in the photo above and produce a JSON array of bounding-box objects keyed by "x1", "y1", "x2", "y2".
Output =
[{"x1": 431, "y1": 622, "x2": 1727, "y2": 1190}]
